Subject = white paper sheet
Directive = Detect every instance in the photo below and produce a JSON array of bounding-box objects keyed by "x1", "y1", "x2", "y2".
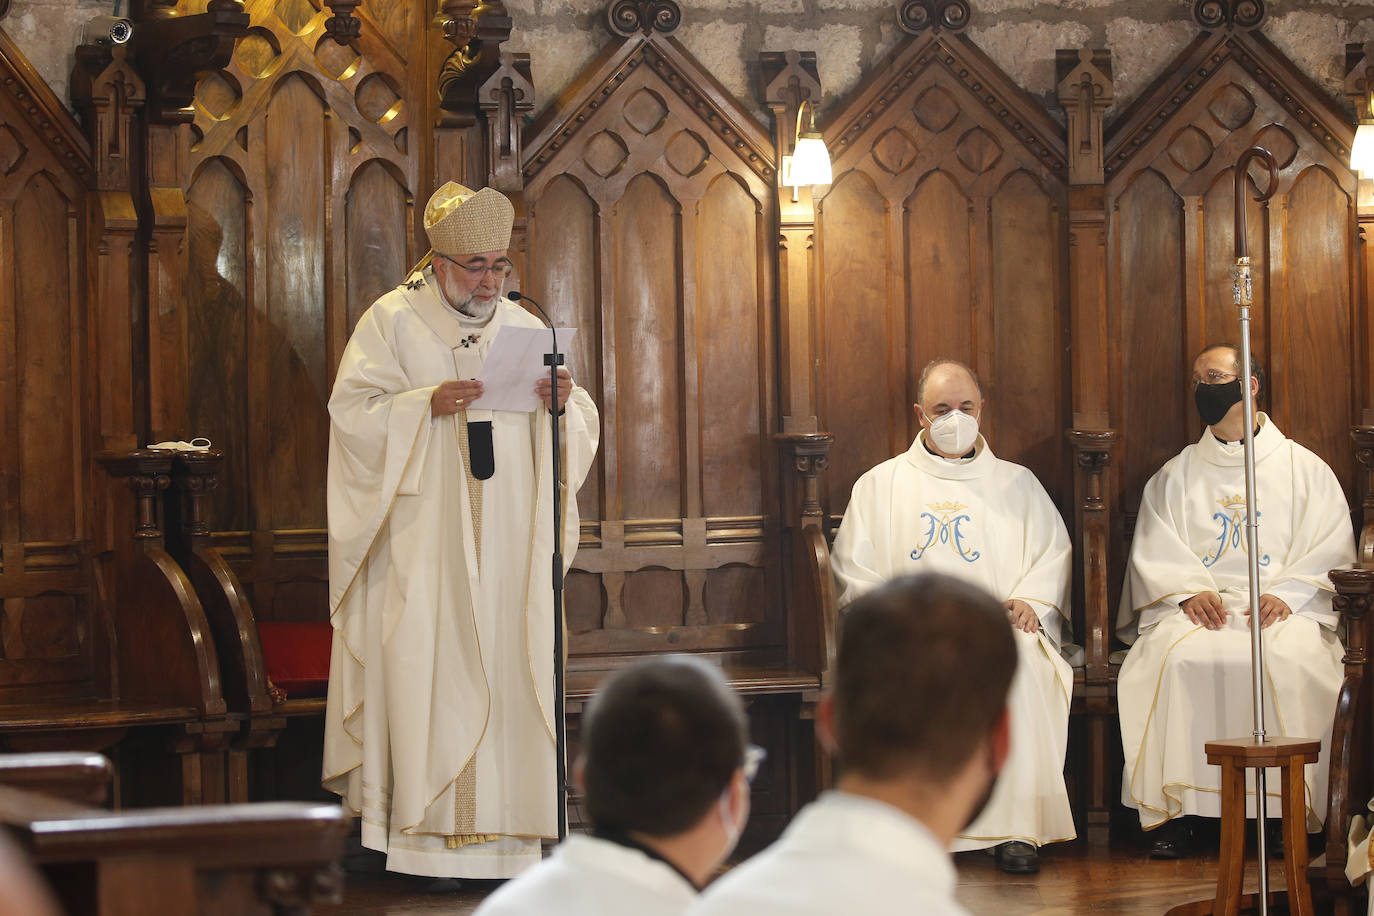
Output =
[{"x1": 469, "y1": 325, "x2": 577, "y2": 412}]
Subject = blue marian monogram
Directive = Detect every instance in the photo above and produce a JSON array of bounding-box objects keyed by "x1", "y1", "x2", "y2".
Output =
[
  {"x1": 1202, "y1": 495, "x2": 1270, "y2": 568},
  {"x1": 911, "y1": 501, "x2": 982, "y2": 563}
]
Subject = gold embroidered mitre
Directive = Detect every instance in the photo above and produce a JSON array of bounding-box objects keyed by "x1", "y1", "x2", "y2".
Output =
[{"x1": 423, "y1": 181, "x2": 515, "y2": 257}]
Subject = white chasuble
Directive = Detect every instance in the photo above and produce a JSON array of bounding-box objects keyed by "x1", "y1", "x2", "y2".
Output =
[
  {"x1": 1117, "y1": 414, "x2": 1352, "y2": 830},
  {"x1": 322, "y1": 272, "x2": 599, "y2": 878},
  {"x1": 831, "y1": 433, "x2": 1076, "y2": 850}
]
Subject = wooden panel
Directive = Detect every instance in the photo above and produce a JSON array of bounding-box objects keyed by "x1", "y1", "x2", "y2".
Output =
[
  {"x1": 615, "y1": 174, "x2": 682, "y2": 521},
  {"x1": 1106, "y1": 40, "x2": 1364, "y2": 521},
  {"x1": 15, "y1": 174, "x2": 76, "y2": 542},
  {"x1": 1201, "y1": 169, "x2": 1266, "y2": 356},
  {"x1": 522, "y1": 37, "x2": 781, "y2": 659},
  {"x1": 698, "y1": 174, "x2": 763, "y2": 518},
  {"x1": 345, "y1": 160, "x2": 408, "y2": 335},
  {"x1": 265, "y1": 74, "x2": 330, "y2": 530},
  {"x1": 16, "y1": 595, "x2": 80, "y2": 660},
  {"x1": 990, "y1": 170, "x2": 1065, "y2": 498},
  {"x1": 529, "y1": 175, "x2": 602, "y2": 522},
  {"x1": 1114, "y1": 168, "x2": 1186, "y2": 517},
  {"x1": 906, "y1": 170, "x2": 975, "y2": 410},
  {"x1": 623, "y1": 568, "x2": 684, "y2": 629},
  {"x1": 1279, "y1": 166, "x2": 1353, "y2": 486},
  {"x1": 817, "y1": 172, "x2": 890, "y2": 513},
  {"x1": 814, "y1": 32, "x2": 1070, "y2": 525},
  {"x1": 187, "y1": 160, "x2": 251, "y2": 531}
]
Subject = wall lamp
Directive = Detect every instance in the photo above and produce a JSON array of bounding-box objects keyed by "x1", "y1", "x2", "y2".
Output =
[{"x1": 781, "y1": 100, "x2": 833, "y2": 202}]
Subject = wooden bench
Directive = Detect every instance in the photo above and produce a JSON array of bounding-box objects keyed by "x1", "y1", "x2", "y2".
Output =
[
  {"x1": 0, "y1": 452, "x2": 246, "y2": 809},
  {"x1": 0, "y1": 751, "x2": 348, "y2": 915}
]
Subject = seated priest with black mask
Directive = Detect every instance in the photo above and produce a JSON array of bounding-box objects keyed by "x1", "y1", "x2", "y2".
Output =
[
  {"x1": 1117, "y1": 344, "x2": 1352, "y2": 858},
  {"x1": 473, "y1": 655, "x2": 754, "y2": 915},
  {"x1": 827, "y1": 359, "x2": 1076, "y2": 874}
]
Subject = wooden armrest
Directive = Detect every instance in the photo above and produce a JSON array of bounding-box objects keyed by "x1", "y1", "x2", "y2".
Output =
[
  {"x1": 0, "y1": 785, "x2": 347, "y2": 866},
  {"x1": 0, "y1": 753, "x2": 111, "y2": 806}
]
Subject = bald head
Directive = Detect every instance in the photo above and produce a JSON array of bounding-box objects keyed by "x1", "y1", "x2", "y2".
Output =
[{"x1": 916, "y1": 359, "x2": 981, "y2": 409}]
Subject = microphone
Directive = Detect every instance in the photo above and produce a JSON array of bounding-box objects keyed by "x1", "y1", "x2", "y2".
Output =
[{"x1": 506, "y1": 289, "x2": 553, "y2": 327}]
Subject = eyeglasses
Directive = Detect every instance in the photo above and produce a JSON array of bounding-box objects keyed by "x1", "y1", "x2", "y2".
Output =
[
  {"x1": 1189, "y1": 371, "x2": 1238, "y2": 391},
  {"x1": 442, "y1": 256, "x2": 514, "y2": 279},
  {"x1": 743, "y1": 744, "x2": 767, "y2": 784}
]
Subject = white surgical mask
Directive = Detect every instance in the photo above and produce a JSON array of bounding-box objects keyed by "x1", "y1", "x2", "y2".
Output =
[{"x1": 928, "y1": 410, "x2": 979, "y2": 455}]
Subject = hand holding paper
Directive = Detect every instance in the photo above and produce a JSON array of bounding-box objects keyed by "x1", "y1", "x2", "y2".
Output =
[{"x1": 469, "y1": 326, "x2": 578, "y2": 412}]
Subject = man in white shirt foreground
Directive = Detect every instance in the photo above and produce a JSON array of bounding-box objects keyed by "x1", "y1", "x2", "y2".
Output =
[
  {"x1": 474, "y1": 655, "x2": 754, "y2": 915},
  {"x1": 691, "y1": 573, "x2": 1016, "y2": 916}
]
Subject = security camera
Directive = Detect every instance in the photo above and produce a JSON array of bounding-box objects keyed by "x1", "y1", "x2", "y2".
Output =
[{"x1": 80, "y1": 16, "x2": 133, "y2": 46}]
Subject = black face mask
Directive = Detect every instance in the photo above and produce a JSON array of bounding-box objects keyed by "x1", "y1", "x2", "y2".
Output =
[{"x1": 1194, "y1": 379, "x2": 1243, "y2": 426}]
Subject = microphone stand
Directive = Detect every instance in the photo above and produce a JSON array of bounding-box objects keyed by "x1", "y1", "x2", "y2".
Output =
[
  {"x1": 508, "y1": 289, "x2": 569, "y2": 842},
  {"x1": 1232, "y1": 145, "x2": 1278, "y2": 914}
]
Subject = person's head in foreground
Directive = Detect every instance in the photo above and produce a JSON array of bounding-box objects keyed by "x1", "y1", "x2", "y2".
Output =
[
  {"x1": 822, "y1": 572, "x2": 1018, "y2": 843},
  {"x1": 581, "y1": 654, "x2": 754, "y2": 885},
  {"x1": 473, "y1": 655, "x2": 753, "y2": 916}
]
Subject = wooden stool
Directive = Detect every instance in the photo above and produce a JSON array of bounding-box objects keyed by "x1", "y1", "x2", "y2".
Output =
[{"x1": 1166, "y1": 736, "x2": 1321, "y2": 916}]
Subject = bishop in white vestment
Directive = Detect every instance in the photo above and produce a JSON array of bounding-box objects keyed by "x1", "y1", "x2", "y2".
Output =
[
  {"x1": 830, "y1": 361, "x2": 1075, "y2": 868},
  {"x1": 322, "y1": 183, "x2": 599, "y2": 878},
  {"x1": 1118, "y1": 346, "x2": 1352, "y2": 846}
]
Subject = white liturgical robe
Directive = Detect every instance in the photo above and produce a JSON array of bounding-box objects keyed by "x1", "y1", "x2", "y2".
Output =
[
  {"x1": 1117, "y1": 414, "x2": 1352, "y2": 829},
  {"x1": 688, "y1": 792, "x2": 969, "y2": 916},
  {"x1": 472, "y1": 835, "x2": 697, "y2": 916},
  {"x1": 322, "y1": 269, "x2": 599, "y2": 878},
  {"x1": 830, "y1": 433, "x2": 1076, "y2": 850}
]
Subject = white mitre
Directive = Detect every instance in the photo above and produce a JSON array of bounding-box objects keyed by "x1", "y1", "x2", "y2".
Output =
[{"x1": 423, "y1": 181, "x2": 515, "y2": 256}]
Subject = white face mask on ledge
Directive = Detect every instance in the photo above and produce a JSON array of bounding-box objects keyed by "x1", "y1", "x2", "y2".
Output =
[{"x1": 929, "y1": 410, "x2": 979, "y2": 455}]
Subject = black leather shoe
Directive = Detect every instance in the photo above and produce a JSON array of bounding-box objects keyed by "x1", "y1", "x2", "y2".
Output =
[
  {"x1": 1149, "y1": 819, "x2": 1193, "y2": 859},
  {"x1": 994, "y1": 841, "x2": 1040, "y2": 874}
]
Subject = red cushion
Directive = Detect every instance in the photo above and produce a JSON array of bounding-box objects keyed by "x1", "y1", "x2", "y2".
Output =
[{"x1": 258, "y1": 621, "x2": 332, "y2": 699}]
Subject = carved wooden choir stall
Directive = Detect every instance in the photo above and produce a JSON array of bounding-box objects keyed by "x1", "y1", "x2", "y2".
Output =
[{"x1": 0, "y1": 0, "x2": 1371, "y2": 905}]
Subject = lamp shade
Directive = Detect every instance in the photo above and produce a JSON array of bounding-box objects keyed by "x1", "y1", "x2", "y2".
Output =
[
  {"x1": 1352, "y1": 122, "x2": 1374, "y2": 176},
  {"x1": 789, "y1": 134, "x2": 833, "y2": 187}
]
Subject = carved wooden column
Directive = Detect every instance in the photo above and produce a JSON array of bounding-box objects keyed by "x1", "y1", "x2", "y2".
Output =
[
  {"x1": 70, "y1": 46, "x2": 145, "y2": 463},
  {"x1": 97, "y1": 452, "x2": 174, "y2": 548},
  {"x1": 427, "y1": 0, "x2": 492, "y2": 198},
  {"x1": 1057, "y1": 49, "x2": 1117, "y2": 844},
  {"x1": 1319, "y1": 427, "x2": 1374, "y2": 886},
  {"x1": 763, "y1": 51, "x2": 823, "y2": 435},
  {"x1": 1347, "y1": 44, "x2": 1374, "y2": 426},
  {"x1": 124, "y1": 4, "x2": 247, "y2": 443}
]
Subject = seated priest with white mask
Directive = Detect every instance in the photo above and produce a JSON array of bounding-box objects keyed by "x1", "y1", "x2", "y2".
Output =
[
  {"x1": 1117, "y1": 344, "x2": 1352, "y2": 859},
  {"x1": 323, "y1": 181, "x2": 600, "y2": 879},
  {"x1": 829, "y1": 359, "x2": 1075, "y2": 874},
  {"x1": 473, "y1": 656, "x2": 754, "y2": 916}
]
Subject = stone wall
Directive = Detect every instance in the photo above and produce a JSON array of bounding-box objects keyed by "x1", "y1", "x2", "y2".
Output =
[{"x1": 4, "y1": 0, "x2": 1373, "y2": 124}]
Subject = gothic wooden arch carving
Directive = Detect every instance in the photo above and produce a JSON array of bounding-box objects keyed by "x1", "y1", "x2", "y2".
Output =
[
  {"x1": 813, "y1": 24, "x2": 1071, "y2": 520},
  {"x1": 174, "y1": 2, "x2": 425, "y2": 623},
  {"x1": 1104, "y1": 26, "x2": 1363, "y2": 541},
  {"x1": 520, "y1": 15, "x2": 782, "y2": 660}
]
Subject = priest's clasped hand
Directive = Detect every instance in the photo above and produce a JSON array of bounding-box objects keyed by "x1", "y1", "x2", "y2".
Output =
[
  {"x1": 1004, "y1": 599, "x2": 1039, "y2": 634},
  {"x1": 535, "y1": 366, "x2": 573, "y2": 411},
  {"x1": 431, "y1": 379, "x2": 485, "y2": 417},
  {"x1": 1245, "y1": 593, "x2": 1291, "y2": 629},
  {"x1": 1181, "y1": 590, "x2": 1291, "y2": 630}
]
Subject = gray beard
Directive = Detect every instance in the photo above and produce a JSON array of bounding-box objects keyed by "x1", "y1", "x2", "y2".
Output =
[{"x1": 457, "y1": 294, "x2": 498, "y2": 324}]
